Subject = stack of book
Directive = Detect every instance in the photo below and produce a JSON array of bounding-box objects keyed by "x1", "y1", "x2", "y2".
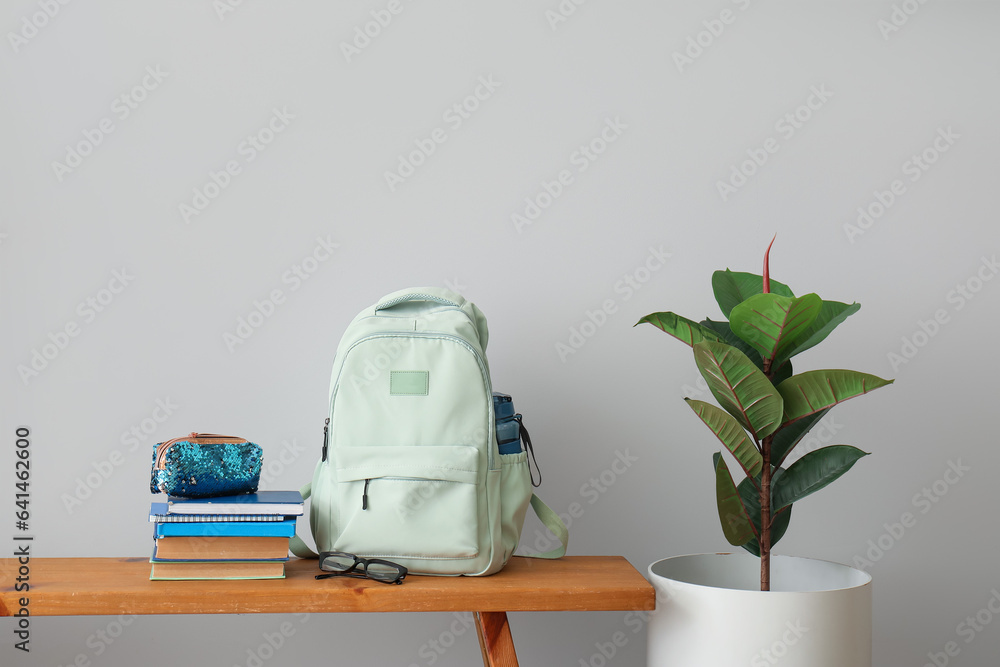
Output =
[{"x1": 148, "y1": 491, "x2": 304, "y2": 581}]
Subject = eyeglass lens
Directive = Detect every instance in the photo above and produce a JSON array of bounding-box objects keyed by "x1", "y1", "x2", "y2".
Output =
[
  {"x1": 322, "y1": 554, "x2": 358, "y2": 572},
  {"x1": 363, "y1": 561, "x2": 402, "y2": 582}
]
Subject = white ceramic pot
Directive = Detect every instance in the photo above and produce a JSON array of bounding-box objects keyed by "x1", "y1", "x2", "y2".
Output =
[{"x1": 647, "y1": 553, "x2": 871, "y2": 667}]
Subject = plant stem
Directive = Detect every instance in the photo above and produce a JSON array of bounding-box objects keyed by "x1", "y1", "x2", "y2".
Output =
[
  {"x1": 760, "y1": 351, "x2": 778, "y2": 592},
  {"x1": 760, "y1": 433, "x2": 772, "y2": 592}
]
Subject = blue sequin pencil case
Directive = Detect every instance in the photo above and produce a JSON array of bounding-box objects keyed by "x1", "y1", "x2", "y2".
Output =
[{"x1": 150, "y1": 433, "x2": 262, "y2": 498}]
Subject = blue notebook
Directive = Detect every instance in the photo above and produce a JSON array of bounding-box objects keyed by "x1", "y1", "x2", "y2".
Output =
[{"x1": 165, "y1": 491, "x2": 304, "y2": 516}]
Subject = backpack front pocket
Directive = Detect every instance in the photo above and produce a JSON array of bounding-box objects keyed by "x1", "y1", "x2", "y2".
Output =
[{"x1": 333, "y1": 445, "x2": 482, "y2": 559}]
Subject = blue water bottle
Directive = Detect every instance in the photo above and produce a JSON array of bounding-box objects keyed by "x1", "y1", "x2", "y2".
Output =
[
  {"x1": 493, "y1": 392, "x2": 541, "y2": 486},
  {"x1": 493, "y1": 392, "x2": 521, "y2": 455}
]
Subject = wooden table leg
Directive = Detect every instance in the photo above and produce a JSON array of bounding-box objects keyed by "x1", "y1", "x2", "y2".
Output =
[{"x1": 475, "y1": 611, "x2": 519, "y2": 667}]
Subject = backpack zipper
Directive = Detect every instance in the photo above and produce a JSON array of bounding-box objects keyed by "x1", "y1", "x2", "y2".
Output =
[
  {"x1": 321, "y1": 418, "x2": 330, "y2": 462},
  {"x1": 362, "y1": 478, "x2": 370, "y2": 510}
]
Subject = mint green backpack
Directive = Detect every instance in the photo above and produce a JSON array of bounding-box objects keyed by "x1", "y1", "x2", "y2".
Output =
[{"x1": 290, "y1": 287, "x2": 567, "y2": 575}]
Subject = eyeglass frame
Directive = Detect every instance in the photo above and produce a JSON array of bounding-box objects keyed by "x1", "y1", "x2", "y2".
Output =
[{"x1": 315, "y1": 551, "x2": 408, "y2": 584}]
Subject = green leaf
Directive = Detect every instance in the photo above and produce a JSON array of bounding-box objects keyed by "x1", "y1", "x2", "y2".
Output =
[
  {"x1": 701, "y1": 318, "x2": 763, "y2": 368},
  {"x1": 702, "y1": 318, "x2": 794, "y2": 386},
  {"x1": 777, "y1": 370, "x2": 894, "y2": 424},
  {"x1": 686, "y1": 399, "x2": 763, "y2": 478},
  {"x1": 771, "y1": 359, "x2": 794, "y2": 386},
  {"x1": 713, "y1": 453, "x2": 756, "y2": 546},
  {"x1": 783, "y1": 301, "x2": 862, "y2": 360},
  {"x1": 772, "y1": 446, "x2": 869, "y2": 511},
  {"x1": 712, "y1": 270, "x2": 795, "y2": 319},
  {"x1": 693, "y1": 341, "x2": 784, "y2": 440},
  {"x1": 771, "y1": 408, "x2": 831, "y2": 467},
  {"x1": 738, "y1": 474, "x2": 792, "y2": 557},
  {"x1": 729, "y1": 293, "x2": 823, "y2": 365},
  {"x1": 635, "y1": 312, "x2": 725, "y2": 347}
]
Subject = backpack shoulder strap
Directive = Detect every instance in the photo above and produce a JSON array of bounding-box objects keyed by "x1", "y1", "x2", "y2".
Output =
[
  {"x1": 523, "y1": 494, "x2": 568, "y2": 559},
  {"x1": 289, "y1": 482, "x2": 318, "y2": 559}
]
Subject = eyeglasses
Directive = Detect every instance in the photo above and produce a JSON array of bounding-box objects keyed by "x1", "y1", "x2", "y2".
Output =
[{"x1": 315, "y1": 551, "x2": 407, "y2": 585}]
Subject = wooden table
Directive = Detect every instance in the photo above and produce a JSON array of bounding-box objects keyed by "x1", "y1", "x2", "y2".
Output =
[{"x1": 1, "y1": 556, "x2": 654, "y2": 666}]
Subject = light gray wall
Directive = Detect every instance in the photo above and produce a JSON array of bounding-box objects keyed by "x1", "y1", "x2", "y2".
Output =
[{"x1": 2, "y1": 2, "x2": 998, "y2": 666}]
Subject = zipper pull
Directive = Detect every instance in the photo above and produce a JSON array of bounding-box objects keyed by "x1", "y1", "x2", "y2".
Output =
[
  {"x1": 515, "y1": 414, "x2": 542, "y2": 487},
  {"x1": 362, "y1": 479, "x2": 370, "y2": 510},
  {"x1": 321, "y1": 418, "x2": 330, "y2": 462}
]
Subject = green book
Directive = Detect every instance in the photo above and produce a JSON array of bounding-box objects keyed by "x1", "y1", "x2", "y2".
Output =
[{"x1": 149, "y1": 556, "x2": 285, "y2": 580}]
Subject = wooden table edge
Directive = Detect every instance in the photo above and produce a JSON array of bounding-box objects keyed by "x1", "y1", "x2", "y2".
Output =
[
  {"x1": 1, "y1": 555, "x2": 656, "y2": 617},
  {"x1": 2, "y1": 555, "x2": 655, "y2": 667}
]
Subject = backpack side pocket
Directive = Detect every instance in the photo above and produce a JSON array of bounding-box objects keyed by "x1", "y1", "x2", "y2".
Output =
[{"x1": 498, "y1": 451, "x2": 532, "y2": 565}]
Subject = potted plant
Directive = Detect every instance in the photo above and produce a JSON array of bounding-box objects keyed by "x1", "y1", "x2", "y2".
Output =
[{"x1": 636, "y1": 240, "x2": 893, "y2": 667}]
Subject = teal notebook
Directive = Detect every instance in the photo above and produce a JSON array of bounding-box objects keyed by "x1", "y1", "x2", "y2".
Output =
[{"x1": 150, "y1": 504, "x2": 297, "y2": 536}]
